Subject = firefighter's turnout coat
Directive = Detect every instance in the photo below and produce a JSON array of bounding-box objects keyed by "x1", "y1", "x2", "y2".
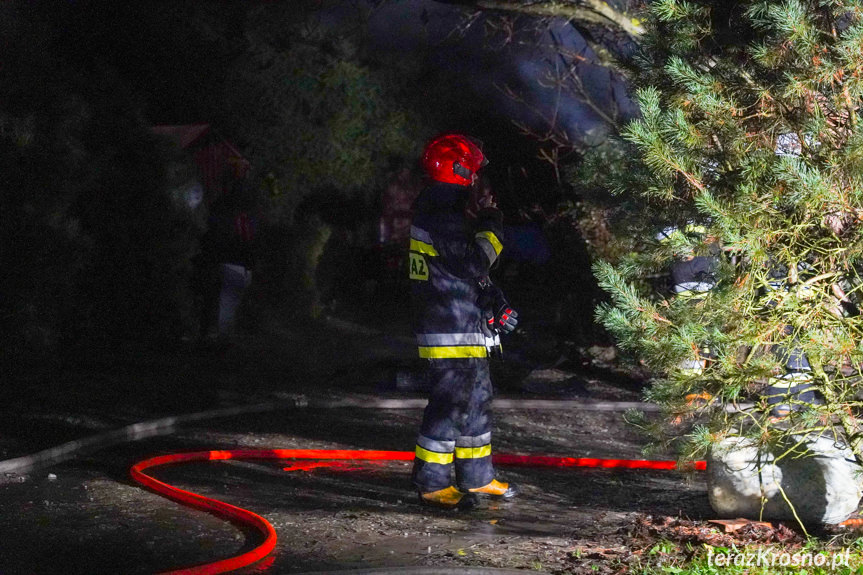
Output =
[{"x1": 409, "y1": 182, "x2": 504, "y2": 492}]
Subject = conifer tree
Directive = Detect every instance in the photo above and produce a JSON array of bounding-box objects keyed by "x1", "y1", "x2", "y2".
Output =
[{"x1": 594, "y1": 0, "x2": 863, "y2": 467}]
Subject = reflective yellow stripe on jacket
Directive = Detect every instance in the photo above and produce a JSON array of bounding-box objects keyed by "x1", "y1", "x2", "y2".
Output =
[
  {"x1": 410, "y1": 238, "x2": 438, "y2": 257},
  {"x1": 475, "y1": 231, "x2": 503, "y2": 255},
  {"x1": 416, "y1": 332, "x2": 488, "y2": 359},
  {"x1": 418, "y1": 346, "x2": 488, "y2": 359}
]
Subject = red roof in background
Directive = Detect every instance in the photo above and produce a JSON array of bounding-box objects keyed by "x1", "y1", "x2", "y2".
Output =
[
  {"x1": 151, "y1": 123, "x2": 211, "y2": 149},
  {"x1": 152, "y1": 123, "x2": 251, "y2": 195}
]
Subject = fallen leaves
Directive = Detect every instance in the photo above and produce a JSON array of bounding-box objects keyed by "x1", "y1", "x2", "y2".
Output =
[
  {"x1": 839, "y1": 516, "x2": 863, "y2": 530},
  {"x1": 627, "y1": 514, "x2": 803, "y2": 547},
  {"x1": 707, "y1": 518, "x2": 774, "y2": 533}
]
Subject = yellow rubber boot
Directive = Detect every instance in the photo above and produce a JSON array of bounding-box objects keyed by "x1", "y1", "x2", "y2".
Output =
[
  {"x1": 468, "y1": 479, "x2": 519, "y2": 499},
  {"x1": 418, "y1": 486, "x2": 478, "y2": 509}
]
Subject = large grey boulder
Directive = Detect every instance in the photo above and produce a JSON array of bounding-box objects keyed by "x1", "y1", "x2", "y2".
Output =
[{"x1": 707, "y1": 433, "x2": 863, "y2": 524}]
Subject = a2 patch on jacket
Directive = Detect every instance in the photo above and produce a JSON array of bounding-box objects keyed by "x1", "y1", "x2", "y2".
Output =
[{"x1": 409, "y1": 226, "x2": 437, "y2": 281}]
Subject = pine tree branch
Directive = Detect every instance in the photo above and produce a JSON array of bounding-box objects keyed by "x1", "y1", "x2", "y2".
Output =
[
  {"x1": 811, "y1": 359, "x2": 863, "y2": 469},
  {"x1": 553, "y1": 48, "x2": 622, "y2": 127},
  {"x1": 436, "y1": 0, "x2": 645, "y2": 40},
  {"x1": 567, "y1": 19, "x2": 634, "y2": 71}
]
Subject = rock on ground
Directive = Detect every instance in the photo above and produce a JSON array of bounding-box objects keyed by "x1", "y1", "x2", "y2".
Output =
[{"x1": 707, "y1": 433, "x2": 863, "y2": 525}]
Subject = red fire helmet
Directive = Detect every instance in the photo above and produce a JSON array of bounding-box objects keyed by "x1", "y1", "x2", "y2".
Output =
[{"x1": 421, "y1": 133, "x2": 488, "y2": 186}]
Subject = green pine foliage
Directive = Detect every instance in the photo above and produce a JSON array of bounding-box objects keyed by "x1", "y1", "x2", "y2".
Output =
[{"x1": 594, "y1": 1, "x2": 863, "y2": 465}]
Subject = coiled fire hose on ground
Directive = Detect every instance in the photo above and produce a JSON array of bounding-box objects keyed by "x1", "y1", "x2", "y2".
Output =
[
  {"x1": 0, "y1": 394, "x2": 718, "y2": 574},
  {"x1": 130, "y1": 447, "x2": 707, "y2": 574}
]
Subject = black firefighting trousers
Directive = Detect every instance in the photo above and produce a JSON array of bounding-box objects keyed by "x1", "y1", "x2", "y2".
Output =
[{"x1": 412, "y1": 358, "x2": 496, "y2": 492}]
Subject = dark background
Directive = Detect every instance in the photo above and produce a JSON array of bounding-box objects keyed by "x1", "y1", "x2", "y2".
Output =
[{"x1": 1, "y1": 0, "x2": 634, "y2": 385}]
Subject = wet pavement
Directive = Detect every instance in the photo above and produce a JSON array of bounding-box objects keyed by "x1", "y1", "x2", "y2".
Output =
[
  {"x1": 0, "y1": 403, "x2": 710, "y2": 574},
  {"x1": 0, "y1": 321, "x2": 717, "y2": 574}
]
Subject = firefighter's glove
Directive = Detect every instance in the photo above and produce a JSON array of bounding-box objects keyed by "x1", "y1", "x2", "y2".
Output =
[
  {"x1": 495, "y1": 306, "x2": 518, "y2": 334},
  {"x1": 478, "y1": 284, "x2": 518, "y2": 335}
]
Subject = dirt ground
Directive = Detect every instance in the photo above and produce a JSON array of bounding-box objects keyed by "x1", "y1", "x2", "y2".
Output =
[
  {"x1": 0, "y1": 320, "x2": 823, "y2": 574},
  {"x1": 0, "y1": 404, "x2": 715, "y2": 574}
]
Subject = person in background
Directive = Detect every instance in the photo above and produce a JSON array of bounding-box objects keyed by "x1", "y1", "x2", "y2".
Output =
[{"x1": 197, "y1": 179, "x2": 257, "y2": 343}]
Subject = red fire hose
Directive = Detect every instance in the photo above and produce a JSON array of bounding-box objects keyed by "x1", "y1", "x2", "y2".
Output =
[{"x1": 130, "y1": 448, "x2": 706, "y2": 574}]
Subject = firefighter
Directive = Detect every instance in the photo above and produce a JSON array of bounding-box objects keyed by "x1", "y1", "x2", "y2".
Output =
[
  {"x1": 763, "y1": 265, "x2": 820, "y2": 417},
  {"x1": 660, "y1": 223, "x2": 820, "y2": 417},
  {"x1": 409, "y1": 133, "x2": 519, "y2": 509},
  {"x1": 657, "y1": 223, "x2": 719, "y2": 380}
]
